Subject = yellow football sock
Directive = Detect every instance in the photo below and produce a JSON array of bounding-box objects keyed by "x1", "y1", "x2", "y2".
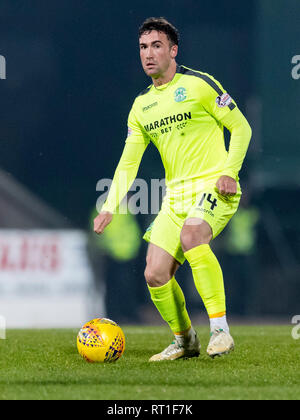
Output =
[
  {"x1": 184, "y1": 244, "x2": 226, "y2": 318},
  {"x1": 147, "y1": 277, "x2": 191, "y2": 334}
]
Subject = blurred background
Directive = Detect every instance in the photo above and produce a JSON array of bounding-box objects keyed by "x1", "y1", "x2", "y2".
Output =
[{"x1": 0, "y1": 0, "x2": 299, "y2": 328}]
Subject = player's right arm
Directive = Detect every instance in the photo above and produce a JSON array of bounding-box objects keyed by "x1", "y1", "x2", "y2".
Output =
[
  {"x1": 94, "y1": 142, "x2": 147, "y2": 233},
  {"x1": 94, "y1": 105, "x2": 149, "y2": 234}
]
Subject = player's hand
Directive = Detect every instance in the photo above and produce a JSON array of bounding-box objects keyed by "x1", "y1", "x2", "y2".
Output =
[
  {"x1": 216, "y1": 176, "x2": 237, "y2": 196},
  {"x1": 94, "y1": 211, "x2": 113, "y2": 234}
]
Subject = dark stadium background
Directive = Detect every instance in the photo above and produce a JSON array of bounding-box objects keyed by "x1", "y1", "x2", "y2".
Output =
[{"x1": 0, "y1": 0, "x2": 299, "y2": 324}]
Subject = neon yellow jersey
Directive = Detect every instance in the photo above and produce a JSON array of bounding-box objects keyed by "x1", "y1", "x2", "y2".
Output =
[
  {"x1": 102, "y1": 65, "x2": 252, "y2": 213},
  {"x1": 127, "y1": 65, "x2": 248, "y2": 185}
]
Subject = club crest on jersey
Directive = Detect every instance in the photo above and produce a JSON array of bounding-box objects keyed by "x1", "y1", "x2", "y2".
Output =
[
  {"x1": 174, "y1": 87, "x2": 187, "y2": 102},
  {"x1": 216, "y1": 93, "x2": 232, "y2": 108}
]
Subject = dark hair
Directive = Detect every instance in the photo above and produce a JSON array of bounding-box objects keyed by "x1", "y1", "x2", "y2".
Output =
[{"x1": 138, "y1": 17, "x2": 179, "y2": 46}]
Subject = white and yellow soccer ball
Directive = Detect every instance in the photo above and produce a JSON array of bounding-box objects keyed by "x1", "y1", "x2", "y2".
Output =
[{"x1": 77, "y1": 318, "x2": 125, "y2": 363}]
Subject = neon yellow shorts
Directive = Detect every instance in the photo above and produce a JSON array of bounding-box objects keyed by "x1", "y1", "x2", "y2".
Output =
[{"x1": 143, "y1": 180, "x2": 242, "y2": 264}]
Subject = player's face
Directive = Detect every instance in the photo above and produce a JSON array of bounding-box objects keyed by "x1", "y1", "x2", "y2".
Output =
[{"x1": 139, "y1": 30, "x2": 177, "y2": 78}]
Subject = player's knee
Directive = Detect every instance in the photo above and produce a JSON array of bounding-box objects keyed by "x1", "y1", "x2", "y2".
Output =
[
  {"x1": 144, "y1": 265, "x2": 170, "y2": 288},
  {"x1": 180, "y1": 223, "x2": 212, "y2": 253},
  {"x1": 180, "y1": 230, "x2": 199, "y2": 253}
]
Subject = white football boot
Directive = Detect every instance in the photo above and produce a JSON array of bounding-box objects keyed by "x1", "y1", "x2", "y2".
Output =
[
  {"x1": 207, "y1": 328, "x2": 234, "y2": 358},
  {"x1": 149, "y1": 330, "x2": 201, "y2": 362}
]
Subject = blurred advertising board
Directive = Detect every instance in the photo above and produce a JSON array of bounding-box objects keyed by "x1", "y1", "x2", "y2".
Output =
[{"x1": 0, "y1": 230, "x2": 105, "y2": 328}]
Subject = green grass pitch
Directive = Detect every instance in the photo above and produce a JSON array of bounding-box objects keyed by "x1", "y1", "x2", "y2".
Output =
[{"x1": 0, "y1": 325, "x2": 299, "y2": 400}]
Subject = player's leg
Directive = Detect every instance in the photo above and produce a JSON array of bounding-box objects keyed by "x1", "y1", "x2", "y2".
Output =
[
  {"x1": 181, "y1": 186, "x2": 241, "y2": 357},
  {"x1": 181, "y1": 219, "x2": 234, "y2": 358},
  {"x1": 181, "y1": 218, "x2": 227, "y2": 324},
  {"x1": 144, "y1": 241, "x2": 181, "y2": 287},
  {"x1": 145, "y1": 242, "x2": 188, "y2": 334},
  {"x1": 145, "y1": 243, "x2": 200, "y2": 361}
]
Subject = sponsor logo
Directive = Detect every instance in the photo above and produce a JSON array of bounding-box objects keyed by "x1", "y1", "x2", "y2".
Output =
[
  {"x1": 174, "y1": 87, "x2": 187, "y2": 102},
  {"x1": 142, "y1": 102, "x2": 158, "y2": 112},
  {"x1": 127, "y1": 127, "x2": 133, "y2": 137},
  {"x1": 216, "y1": 93, "x2": 232, "y2": 108},
  {"x1": 144, "y1": 112, "x2": 192, "y2": 132},
  {"x1": 196, "y1": 207, "x2": 214, "y2": 217}
]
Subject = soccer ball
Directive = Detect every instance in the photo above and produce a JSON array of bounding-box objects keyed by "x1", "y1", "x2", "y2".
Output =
[{"x1": 77, "y1": 318, "x2": 125, "y2": 363}]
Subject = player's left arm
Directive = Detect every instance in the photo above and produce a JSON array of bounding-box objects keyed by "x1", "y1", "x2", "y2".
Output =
[
  {"x1": 200, "y1": 79, "x2": 252, "y2": 195},
  {"x1": 219, "y1": 107, "x2": 252, "y2": 194}
]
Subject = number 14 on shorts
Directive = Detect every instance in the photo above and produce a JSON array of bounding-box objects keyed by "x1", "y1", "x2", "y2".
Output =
[{"x1": 198, "y1": 193, "x2": 218, "y2": 210}]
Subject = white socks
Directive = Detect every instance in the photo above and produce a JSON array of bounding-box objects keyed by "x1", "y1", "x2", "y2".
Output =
[
  {"x1": 210, "y1": 315, "x2": 229, "y2": 334},
  {"x1": 174, "y1": 318, "x2": 230, "y2": 345},
  {"x1": 175, "y1": 326, "x2": 196, "y2": 344}
]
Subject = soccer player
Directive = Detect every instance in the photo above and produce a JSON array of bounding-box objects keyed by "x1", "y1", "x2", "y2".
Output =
[{"x1": 94, "y1": 17, "x2": 252, "y2": 361}]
